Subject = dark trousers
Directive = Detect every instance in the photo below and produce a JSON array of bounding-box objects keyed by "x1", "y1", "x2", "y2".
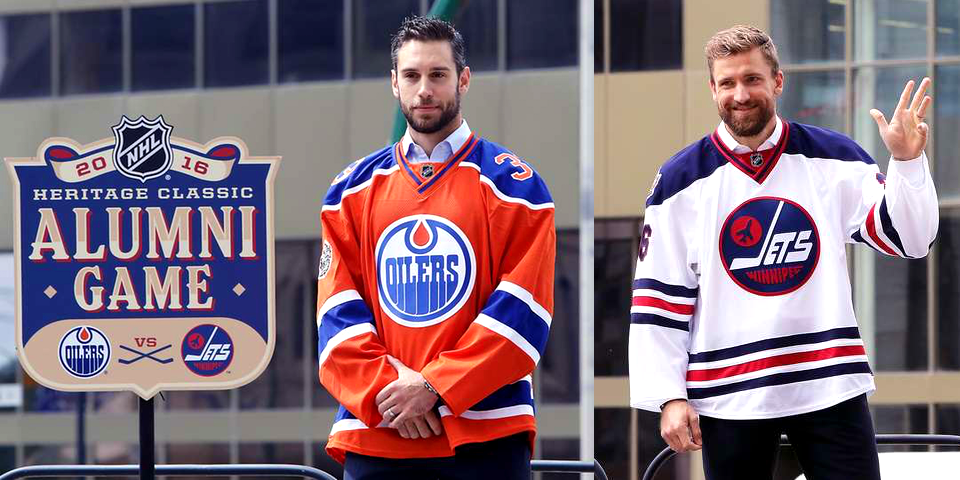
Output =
[
  {"x1": 700, "y1": 394, "x2": 881, "y2": 480},
  {"x1": 344, "y1": 433, "x2": 531, "y2": 480}
]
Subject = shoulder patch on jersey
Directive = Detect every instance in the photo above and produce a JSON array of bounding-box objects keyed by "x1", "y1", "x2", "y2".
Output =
[
  {"x1": 719, "y1": 196, "x2": 820, "y2": 296},
  {"x1": 647, "y1": 136, "x2": 726, "y2": 207},
  {"x1": 318, "y1": 239, "x2": 333, "y2": 279},
  {"x1": 784, "y1": 122, "x2": 875, "y2": 165},
  {"x1": 375, "y1": 214, "x2": 477, "y2": 327},
  {"x1": 465, "y1": 139, "x2": 553, "y2": 208},
  {"x1": 323, "y1": 146, "x2": 396, "y2": 207}
]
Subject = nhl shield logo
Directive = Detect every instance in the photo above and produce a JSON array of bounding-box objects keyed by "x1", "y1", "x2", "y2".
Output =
[{"x1": 111, "y1": 115, "x2": 173, "y2": 182}]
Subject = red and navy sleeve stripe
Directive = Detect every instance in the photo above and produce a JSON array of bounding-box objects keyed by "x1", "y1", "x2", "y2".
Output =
[
  {"x1": 630, "y1": 279, "x2": 698, "y2": 332},
  {"x1": 852, "y1": 198, "x2": 913, "y2": 258}
]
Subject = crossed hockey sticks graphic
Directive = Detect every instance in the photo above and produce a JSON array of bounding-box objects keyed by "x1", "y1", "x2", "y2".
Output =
[{"x1": 118, "y1": 344, "x2": 173, "y2": 365}]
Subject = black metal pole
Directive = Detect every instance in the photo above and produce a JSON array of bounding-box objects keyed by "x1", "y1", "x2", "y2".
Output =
[
  {"x1": 138, "y1": 397, "x2": 155, "y2": 480},
  {"x1": 77, "y1": 392, "x2": 86, "y2": 480}
]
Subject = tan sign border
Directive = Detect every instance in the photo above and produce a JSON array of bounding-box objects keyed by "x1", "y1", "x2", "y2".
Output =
[{"x1": 5, "y1": 134, "x2": 280, "y2": 399}]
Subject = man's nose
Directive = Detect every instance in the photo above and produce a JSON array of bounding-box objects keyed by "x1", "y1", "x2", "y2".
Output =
[
  {"x1": 417, "y1": 80, "x2": 433, "y2": 99},
  {"x1": 733, "y1": 83, "x2": 750, "y2": 103}
]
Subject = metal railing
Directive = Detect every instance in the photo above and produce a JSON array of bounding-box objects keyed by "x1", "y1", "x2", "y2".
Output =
[
  {"x1": 0, "y1": 459, "x2": 608, "y2": 480},
  {"x1": 641, "y1": 434, "x2": 960, "y2": 480}
]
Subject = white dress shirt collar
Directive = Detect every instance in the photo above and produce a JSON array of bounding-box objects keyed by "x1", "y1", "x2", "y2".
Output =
[
  {"x1": 716, "y1": 115, "x2": 783, "y2": 154},
  {"x1": 401, "y1": 119, "x2": 472, "y2": 164}
]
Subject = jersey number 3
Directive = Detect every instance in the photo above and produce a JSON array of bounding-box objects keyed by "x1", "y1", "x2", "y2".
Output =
[{"x1": 494, "y1": 153, "x2": 533, "y2": 181}]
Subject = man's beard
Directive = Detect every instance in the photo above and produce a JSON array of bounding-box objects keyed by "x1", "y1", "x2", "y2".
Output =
[
  {"x1": 401, "y1": 90, "x2": 461, "y2": 135},
  {"x1": 719, "y1": 100, "x2": 774, "y2": 138}
]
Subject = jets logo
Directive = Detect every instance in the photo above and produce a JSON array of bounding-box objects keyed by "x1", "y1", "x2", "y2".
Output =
[
  {"x1": 111, "y1": 115, "x2": 173, "y2": 182},
  {"x1": 375, "y1": 215, "x2": 476, "y2": 327},
  {"x1": 181, "y1": 324, "x2": 234, "y2": 376},
  {"x1": 719, "y1": 197, "x2": 820, "y2": 296}
]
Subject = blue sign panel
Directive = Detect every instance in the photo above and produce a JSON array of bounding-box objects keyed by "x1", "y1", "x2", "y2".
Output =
[{"x1": 6, "y1": 116, "x2": 279, "y2": 398}]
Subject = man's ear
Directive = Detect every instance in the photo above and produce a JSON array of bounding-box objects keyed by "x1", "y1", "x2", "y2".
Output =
[
  {"x1": 774, "y1": 70, "x2": 784, "y2": 97},
  {"x1": 459, "y1": 66, "x2": 471, "y2": 95},
  {"x1": 391, "y1": 69, "x2": 400, "y2": 99}
]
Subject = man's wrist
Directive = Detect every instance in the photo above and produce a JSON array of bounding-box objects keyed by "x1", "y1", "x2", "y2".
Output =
[
  {"x1": 660, "y1": 398, "x2": 687, "y2": 411},
  {"x1": 423, "y1": 379, "x2": 440, "y2": 398}
]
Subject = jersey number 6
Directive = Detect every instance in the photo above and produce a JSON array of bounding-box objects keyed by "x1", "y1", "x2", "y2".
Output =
[
  {"x1": 638, "y1": 224, "x2": 652, "y2": 262},
  {"x1": 494, "y1": 153, "x2": 533, "y2": 181}
]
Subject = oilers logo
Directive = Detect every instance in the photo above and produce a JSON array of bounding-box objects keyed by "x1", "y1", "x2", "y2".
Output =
[
  {"x1": 181, "y1": 324, "x2": 234, "y2": 376},
  {"x1": 720, "y1": 197, "x2": 820, "y2": 296},
  {"x1": 376, "y1": 215, "x2": 476, "y2": 327},
  {"x1": 59, "y1": 326, "x2": 111, "y2": 378}
]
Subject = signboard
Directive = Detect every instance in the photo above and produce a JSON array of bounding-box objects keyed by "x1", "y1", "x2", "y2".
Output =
[{"x1": 5, "y1": 115, "x2": 279, "y2": 399}]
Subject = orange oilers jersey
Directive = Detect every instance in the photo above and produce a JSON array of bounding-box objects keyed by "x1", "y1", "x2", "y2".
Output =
[{"x1": 316, "y1": 134, "x2": 556, "y2": 462}]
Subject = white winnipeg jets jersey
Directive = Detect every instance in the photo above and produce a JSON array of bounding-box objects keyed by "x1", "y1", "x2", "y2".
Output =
[{"x1": 629, "y1": 119, "x2": 938, "y2": 419}]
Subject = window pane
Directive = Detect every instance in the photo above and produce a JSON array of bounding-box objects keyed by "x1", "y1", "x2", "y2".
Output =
[
  {"x1": 239, "y1": 442, "x2": 304, "y2": 464},
  {"x1": 0, "y1": 14, "x2": 50, "y2": 98},
  {"x1": 934, "y1": 64, "x2": 960, "y2": 198},
  {"x1": 352, "y1": 0, "x2": 419, "y2": 79},
  {"x1": 595, "y1": 408, "x2": 631, "y2": 480},
  {"x1": 131, "y1": 4, "x2": 195, "y2": 92},
  {"x1": 279, "y1": 0, "x2": 344, "y2": 82},
  {"x1": 609, "y1": 0, "x2": 681, "y2": 72},
  {"x1": 507, "y1": 0, "x2": 577, "y2": 70},
  {"x1": 163, "y1": 390, "x2": 230, "y2": 410},
  {"x1": 871, "y1": 404, "x2": 929, "y2": 452},
  {"x1": 935, "y1": 404, "x2": 960, "y2": 452},
  {"x1": 853, "y1": 66, "x2": 928, "y2": 172},
  {"x1": 595, "y1": 218, "x2": 639, "y2": 377},
  {"x1": 0, "y1": 253, "x2": 17, "y2": 405},
  {"x1": 872, "y1": 254, "x2": 928, "y2": 371},
  {"x1": 772, "y1": 0, "x2": 845, "y2": 65},
  {"x1": 165, "y1": 443, "x2": 231, "y2": 480},
  {"x1": 540, "y1": 229, "x2": 579, "y2": 403},
  {"x1": 595, "y1": 0, "x2": 603, "y2": 73},
  {"x1": 938, "y1": 210, "x2": 960, "y2": 370},
  {"x1": 23, "y1": 385, "x2": 82, "y2": 413},
  {"x1": 936, "y1": 0, "x2": 960, "y2": 56},
  {"x1": 854, "y1": 0, "x2": 928, "y2": 61},
  {"x1": 778, "y1": 69, "x2": 846, "y2": 133},
  {"x1": 60, "y1": 9, "x2": 122, "y2": 95},
  {"x1": 540, "y1": 439, "x2": 579, "y2": 479},
  {"x1": 0, "y1": 447, "x2": 13, "y2": 475},
  {"x1": 204, "y1": 0, "x2": 268, "y2": 88},
  {"x1": 24, "y1": 445, "x2": 76, "y2": 465},
  {"x1": 449, "y1": 0, "x2": 498, "y2": 72},
  {"x1": 239, "y1": 241, "x2": 311, "y2": 409},
  {"x1": 312, "y1": 442, "x2": 345, "y2": 479}
]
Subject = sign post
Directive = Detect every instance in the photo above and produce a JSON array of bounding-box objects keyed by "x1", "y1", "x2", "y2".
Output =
[{"x1": 5, "y1": 116, "x2": 280, "y2": 478}]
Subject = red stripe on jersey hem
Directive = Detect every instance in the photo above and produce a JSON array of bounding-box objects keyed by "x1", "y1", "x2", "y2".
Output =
[
  {"x1": 631, "y1": 296, "x2": 694, "y2": 315},
  {"x1": 686, "y1": 344, "x2": 867, "y2": 382},
  {"x1": 865, "y1": 204, "x2": 898, "y2": 256}
]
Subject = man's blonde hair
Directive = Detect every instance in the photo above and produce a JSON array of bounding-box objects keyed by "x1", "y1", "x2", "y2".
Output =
[{"x1": 705, "y1": 25, "x2": 780, "y2": 81}]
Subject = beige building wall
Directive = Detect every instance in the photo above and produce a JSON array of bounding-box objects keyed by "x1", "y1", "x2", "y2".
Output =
[
  {"x1": 0, "y1": 69, "x2": 579, "y2": 250},
  {"x1": 595, "y1": 0, "x2": 769, "y2": 218}
]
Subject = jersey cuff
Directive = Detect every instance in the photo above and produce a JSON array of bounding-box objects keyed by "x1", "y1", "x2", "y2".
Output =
[{"x1": 887, "y1": 152, "x2": 928, "y2": 188}]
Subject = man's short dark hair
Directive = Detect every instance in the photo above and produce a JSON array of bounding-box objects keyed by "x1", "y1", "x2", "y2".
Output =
[{"x1": 390, "y1": 16, "x2": 466, "y2": 75}]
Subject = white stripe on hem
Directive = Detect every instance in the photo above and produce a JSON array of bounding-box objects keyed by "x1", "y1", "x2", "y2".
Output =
[{"x1": 438, "y1": 404, "x2": 535, "y2": 420}]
